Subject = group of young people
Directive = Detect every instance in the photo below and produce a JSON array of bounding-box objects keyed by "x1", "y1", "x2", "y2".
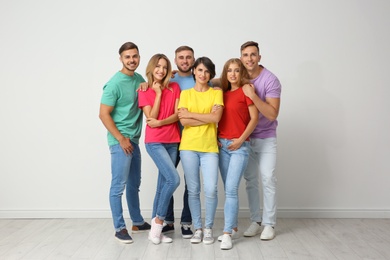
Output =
[{"x1": 99, "y1": 41, "x2": 282, "y2": 250}]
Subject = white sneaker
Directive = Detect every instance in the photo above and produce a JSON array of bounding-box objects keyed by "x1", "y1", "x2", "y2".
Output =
[
  {"x1": 190, "y1": 229, "x2": 203, "y2": 244},
  {"x1": 160, "y1": 234, "x2": 173, "y2": 243},
  {"x1": 220, "y1": 234, "x2": 232, "y2": 250},
  {"x1": 148, "y1": 217, "x2": 163, "y2": 244},
  {"x1": 243, "y1": 222, "x2": 262, "y2": 237},
  {"x1": 203, "y1": 228, "x2": 214, "y2": 245},
  {"x1": 260, "y1": 225, "x2": 275, "y2": 240},
  {"x1": 218, "y1": 229, "x2": 239, "y2": 241}
]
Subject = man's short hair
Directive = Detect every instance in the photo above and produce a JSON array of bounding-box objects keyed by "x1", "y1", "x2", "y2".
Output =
[
  {"x1": 119, "y1": 42, "x2": 139, "y2": 55},
  {"x1": 175, "y1": 45, "x2": 194, "y2": 54},
  {"x1": 240, "y1": 41, "x2": 259, "y2": 53}
]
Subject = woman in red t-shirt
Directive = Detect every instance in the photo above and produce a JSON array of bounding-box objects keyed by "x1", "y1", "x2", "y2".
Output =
[{"x1": 217, "y1": 58, "x2": 259, "y2": 250}]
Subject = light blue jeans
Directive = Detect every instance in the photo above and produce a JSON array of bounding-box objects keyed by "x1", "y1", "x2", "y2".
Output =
[
  {"x1": 109, "y1": 143, "x2": 145, "y2": 232},
  {"x1": 180, "y1": 150, "x2": 219, "y2": 230},
  {"x1": 146, "y1": 143, "x2": 180, "y2": 221},
  {"x1": 218, "y1": 138, "x2": 250, "y2": 233},
  {"x1": 244, "y1": 137, "x2": 277, "y2": 226}
]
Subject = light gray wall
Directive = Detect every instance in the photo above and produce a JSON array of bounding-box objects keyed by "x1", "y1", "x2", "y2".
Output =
[{"x1": 1, "y1": 0, "x2": 389, "y2": 219}]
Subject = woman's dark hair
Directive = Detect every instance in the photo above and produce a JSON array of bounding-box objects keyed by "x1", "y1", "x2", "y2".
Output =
[{"x1": 192, "y1": 56, "x2": 216, "y2": 81}]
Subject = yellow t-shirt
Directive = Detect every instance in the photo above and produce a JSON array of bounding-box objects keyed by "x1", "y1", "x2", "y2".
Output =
[{"x1": 178, "y1": 87, "x2": 224, "y2": 153}]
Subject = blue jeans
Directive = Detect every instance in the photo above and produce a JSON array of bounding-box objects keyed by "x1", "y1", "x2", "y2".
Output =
[
  {"x1": 180, "y1": 150, "x2": 219, "y2": 230},
  {"x1": 109, "y1": 143, "x2": 145, "y2": 232},
  {"x1": 146, "y1": 143, "x2": 180, "y2": 221},
  {"x1": 244, "y1": 137, "x2": 277, "y2": 226},
  {"x1": 165, "y1": 151, "x2": 192, "y2": 225},
  {"x1": 218, "y1": 138, "x2": 250, "y2": 233}
]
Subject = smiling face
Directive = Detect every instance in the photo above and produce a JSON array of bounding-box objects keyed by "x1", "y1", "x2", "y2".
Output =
[
  {"x1": 119, "y1": 48, "x2": 140, "y2": 75},
  {"x1": 240, "y1": 46, "x2": 261, "y2": 73},
  {"x1": 175, "y1": 50, "x2": 195, "y2": 73},
  {"x1": 227, "y1": 62, "x2": 241, "y2": 87},
  {"x1": 153, "y1": 58, "x2": 168, "y2": 83},
  {"x1": 193, "y1": 63, "x2": 211, "y2": 84}
]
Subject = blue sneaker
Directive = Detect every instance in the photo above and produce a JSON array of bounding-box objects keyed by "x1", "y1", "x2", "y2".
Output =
[
  {"x1": 181, "y1": 224, "x2": 193, "y2": 239},
  {"x1": 115, "y1": 228, "x2": 133, "y2": 244},
  {"x1": 132, "y1": 222, "x2": 151, "y2": 233},
  {"x1": 162, "y1": 223, "x2": 175, "y2": 234}
]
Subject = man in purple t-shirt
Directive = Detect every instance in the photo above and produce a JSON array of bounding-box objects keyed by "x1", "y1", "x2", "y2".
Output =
[{"x1": 240, "y1": 41, "x2": 282, "y2": 241}]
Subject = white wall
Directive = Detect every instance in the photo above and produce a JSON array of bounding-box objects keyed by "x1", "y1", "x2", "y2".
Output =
[{"x1": 1, "y1": 0, "x2": 389, "y2": 219}]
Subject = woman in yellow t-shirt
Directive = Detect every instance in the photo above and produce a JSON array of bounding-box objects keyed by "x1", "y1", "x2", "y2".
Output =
[{"x1": 178, "y1": 57, "x2": 224, "y2": 245}]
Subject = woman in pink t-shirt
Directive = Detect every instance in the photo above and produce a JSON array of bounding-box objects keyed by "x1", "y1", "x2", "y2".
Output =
[
  {"x1": 138, "y1": 54, "x2": 181, "y2": 245},
  {"x1": 217, "y1": 58, "x2": 259, "y2": 250}
]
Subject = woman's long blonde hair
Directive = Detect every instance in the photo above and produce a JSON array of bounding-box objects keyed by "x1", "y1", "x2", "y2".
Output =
[{"x1": 145, "y1": 54, "x2": 172, "y2": 87}]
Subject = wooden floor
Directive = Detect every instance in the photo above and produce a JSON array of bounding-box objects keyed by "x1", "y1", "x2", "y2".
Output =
[{"x1": 1, "y1": 217, "x2": 390, "y2": 259}]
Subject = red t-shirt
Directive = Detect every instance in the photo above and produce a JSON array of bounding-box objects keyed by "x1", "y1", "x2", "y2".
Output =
[{"x1": 218, "y1": 87, "x2": 253, "y2": 140}]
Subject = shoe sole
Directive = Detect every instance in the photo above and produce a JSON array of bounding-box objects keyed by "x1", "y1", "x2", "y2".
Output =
[
  {"x1": 162, "y1": 230, "x2": 175, "y2": 234},
  {"x1": 203, "y1": 240, "x2": 214, "y2": 245},
  {"x1": 221, "y1": 245, "x2": 232, "y2": 250},
  {"x1": 182, "y1": 234, "x2": 193, "y2": 239},
  {"x1": 149, "y1": 239, "x2": 161, "y2": 245},
  {"x1": 260, "y1": 235, "x2": 275, "y2": 240},
  {"x1": 132, "y1": 230, "x2": 150, "y2": 233},
  {"x1": 243, "y1": 231, "x2": 261, "y2": 237},
  {"x1": 116, "y1": 237, "x2": 133, "y2": 244},
  {"x1": 161, "y1": 239, "x2": 173, "y2": 243}
]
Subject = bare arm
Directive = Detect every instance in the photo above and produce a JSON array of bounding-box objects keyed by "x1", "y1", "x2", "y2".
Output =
[
  {"x1": 178, "y1": 106, "x2": 223, "y2": 125},
  {"x1": 146, "y1": 99, "x2": 179, "y2": 128},
  {"x1": 99, "y1": 103, "x2": 134, "y2": 154},
  {"x1": 179, "y1": 118, "x2": 205, "y2": 127},
  {"x1": 142, "y1": 82, "x2": 163, "y2": 119},
  {"x1": 227, "y1": 104, "x2": 259, "y2": 150},
  {"x1": 242, "y1": 84, "x2": 280, "y2": 121}
]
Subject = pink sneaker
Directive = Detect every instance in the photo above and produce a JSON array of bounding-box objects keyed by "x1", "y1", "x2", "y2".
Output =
[{"x1": 148, "y1": 218, "x2": 163, "y2": 244}]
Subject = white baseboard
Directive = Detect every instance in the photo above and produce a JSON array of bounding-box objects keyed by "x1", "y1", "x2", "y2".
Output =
[{"x1": 1, "y1": 208, "x2": 389, "y2": 219}]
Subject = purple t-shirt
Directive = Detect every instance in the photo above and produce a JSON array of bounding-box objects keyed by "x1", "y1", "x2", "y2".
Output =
[{"x1": 250, "y1": 66, "x2": 282, "y2": 139}]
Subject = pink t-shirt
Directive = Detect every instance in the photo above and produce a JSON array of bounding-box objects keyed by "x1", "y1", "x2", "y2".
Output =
[{"x1": 138, "y1": 82, "x2": 181, "y2": 143}]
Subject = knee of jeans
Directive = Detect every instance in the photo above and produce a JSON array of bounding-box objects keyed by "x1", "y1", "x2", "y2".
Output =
[
  {"x1": 167, "y1": 174, "x2": 180, "y2": 187},
  {"x1": 204, "y1": 187, "x2": 217, "y2": 198},
  {"x1": 225, "y1": 187, "x2": 239, "y2": 198},
  {"x1": 110, "y1": 183, "x2": 125, "y2": 195},
  {"x1": 244, "y1": 176, "x2": 259, "y2": 188},
  {"x1": 187, "y1": 189, "x2": 200, "y2": 197},
  {"x1": 244, "y1": 170, "x2": 258, "y2": 181},
  {"x1": 263, "y1": 174, "x2": 277, "y2": 187},
  {"x1": 172, "y1": 178, "x2": 180, "y2": 190}
]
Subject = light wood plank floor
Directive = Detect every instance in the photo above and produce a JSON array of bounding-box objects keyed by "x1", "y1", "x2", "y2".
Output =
[{"x1": 1, "y1": 218, "x2": 390, "y2": 260}]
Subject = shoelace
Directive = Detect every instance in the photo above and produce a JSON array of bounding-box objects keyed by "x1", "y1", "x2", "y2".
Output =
[{"x1": 182, "y1": 225, "x2": 190, "y2": 230}]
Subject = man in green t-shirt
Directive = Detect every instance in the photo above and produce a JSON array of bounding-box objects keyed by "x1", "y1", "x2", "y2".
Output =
[{"x1": 99, "y1": 42, "x2": 150, "y2": 244}]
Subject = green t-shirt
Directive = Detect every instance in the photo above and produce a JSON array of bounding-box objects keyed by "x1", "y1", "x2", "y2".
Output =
[{"x1": 100, "y1": 71, "x2": 145, "y2": 146}]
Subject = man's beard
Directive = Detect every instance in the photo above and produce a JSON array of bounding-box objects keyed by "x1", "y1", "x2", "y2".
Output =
[
  {"x1": 124, "y1": 63, "x2": 137, "y2": 72},
  {"x1": 178, "y1": 66, "x2": 192, "y2": 73}
]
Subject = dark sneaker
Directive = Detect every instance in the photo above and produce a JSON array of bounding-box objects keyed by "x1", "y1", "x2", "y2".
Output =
[
  {"x1": 132, "y1": 222, "x2": 151, "y2": 233},
  {"x1": 115, "y1": 228, "x2": 133, "y2": 244},
  {"x1": 181, "y1": 224, "x2": 193, "y2": 239},
  {"x1": 162, "y1": 223, "x2": 175, "y2": 234}
]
